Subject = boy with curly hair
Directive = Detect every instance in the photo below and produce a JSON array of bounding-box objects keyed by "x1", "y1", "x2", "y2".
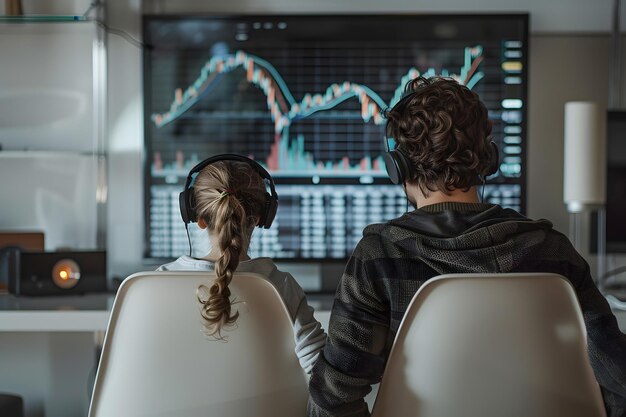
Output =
[{"x1": 307, "y1": 76, "x2": 626, "y2": 417}]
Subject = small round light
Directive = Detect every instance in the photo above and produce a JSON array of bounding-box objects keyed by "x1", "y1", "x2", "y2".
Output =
[{"x1": 52, "y1": 259, "x2": 81, "y2": 289}]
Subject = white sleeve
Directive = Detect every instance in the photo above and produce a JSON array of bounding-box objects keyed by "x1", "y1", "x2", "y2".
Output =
[
  {"x1": 275, "y1": 272, "x2": 327, "y2": 374},
  {"x1": 292, "y1": 293, "x2": 327, "y2": 373}
]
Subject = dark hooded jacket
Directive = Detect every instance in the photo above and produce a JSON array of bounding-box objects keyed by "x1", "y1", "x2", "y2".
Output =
[{"x1": 308, "y1": 202, "x2": 626, "y2": 417}]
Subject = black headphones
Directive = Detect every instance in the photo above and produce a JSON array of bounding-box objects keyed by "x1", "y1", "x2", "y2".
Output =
[
  {"x1": 179, "y1": 153, "x2": 278, "y2": 229},
  {"x1": 382, "y1": 91, "x2": 500, "y2": 185}
]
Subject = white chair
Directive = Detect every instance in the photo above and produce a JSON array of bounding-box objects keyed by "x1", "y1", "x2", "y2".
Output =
[
  {"x1": 88, "y1": 271, "x2": 308, "y2": 417},
  {"x1": 371, "y1": 273, "x2": 607, "y2": 417}
]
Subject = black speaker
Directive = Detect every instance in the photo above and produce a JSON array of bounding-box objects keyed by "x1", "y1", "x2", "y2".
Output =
[{"x1": 7, "y1": 251, "x2": 107, "y2": 296}]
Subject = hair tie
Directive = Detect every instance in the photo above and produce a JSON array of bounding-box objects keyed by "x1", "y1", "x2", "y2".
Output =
[{"x1": 218, "y1": 188, "x2": 237, "y2": 200}]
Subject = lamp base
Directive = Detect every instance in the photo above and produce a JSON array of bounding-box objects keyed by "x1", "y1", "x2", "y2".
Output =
[{"x1": 567, "y1": 206, "x2": 606, "y2": 291}]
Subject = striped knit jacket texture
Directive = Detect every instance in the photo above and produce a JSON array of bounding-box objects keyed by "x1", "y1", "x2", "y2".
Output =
[{"x1": 307, "y1": 202, "x2": 626, "y2": 417}]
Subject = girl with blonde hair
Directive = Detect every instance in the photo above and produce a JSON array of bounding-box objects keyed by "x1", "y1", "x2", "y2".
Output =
[{"x1": 157, "y1": 154, "x2": 325, "y2": 373}]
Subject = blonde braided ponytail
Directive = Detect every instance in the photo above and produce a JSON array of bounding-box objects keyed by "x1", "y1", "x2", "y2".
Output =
[{"x1": 192, "y1": 161, "x2": 266, "y2": 339}]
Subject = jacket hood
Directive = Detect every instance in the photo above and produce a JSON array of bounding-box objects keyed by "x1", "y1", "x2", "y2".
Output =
[{"x1": 363, "y1": 202, "x2": 554, "y2": 274}]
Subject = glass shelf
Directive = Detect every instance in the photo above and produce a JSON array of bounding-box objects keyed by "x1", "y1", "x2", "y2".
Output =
[{"x1": 0, "y1": 15, "x2": 91, "y2": 23}]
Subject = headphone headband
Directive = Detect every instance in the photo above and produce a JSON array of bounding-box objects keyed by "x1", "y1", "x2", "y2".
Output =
[
  {"x1": 184, "y1": 153, "x2": 277, "y2": 196},
  {"x1": 179, "y1": 153, "x2": 278, "y2": 229}
]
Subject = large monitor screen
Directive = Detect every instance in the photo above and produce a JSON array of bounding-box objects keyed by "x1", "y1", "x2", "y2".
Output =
[{"x1": 143, "y1": 14, "x2": 528, "y2": 260}]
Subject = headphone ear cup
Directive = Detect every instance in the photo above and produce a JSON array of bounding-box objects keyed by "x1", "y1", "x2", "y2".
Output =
[
  {"x1": 384, "y1": 149, "x2": 411, "y2": 185},
  {"x1": 395, "y1": 150, "x2": 411, "y2": 183},
  {"x1": 486, "y1": 141, "x2": 500, "y2": 177},
  {"x1": 262, "y1": 192, "x2": 278, "y2": 229},
  {"x1": 179, "y1": 191, "x2": 191, "y2": 224},
  {"x1": 383, "y1": 151, "x2": 410, "y2": 185},
  {"x1": 383, "y1": 152, "x2": 401, "y2": 184},
  {"x1": 179, "y1": 189, "x2": 197, "y2": 224}
]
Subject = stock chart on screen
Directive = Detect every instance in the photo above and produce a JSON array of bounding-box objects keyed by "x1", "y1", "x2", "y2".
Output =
[{"x1": 143, "y1": 14, "x2": 528, "y2": 260}]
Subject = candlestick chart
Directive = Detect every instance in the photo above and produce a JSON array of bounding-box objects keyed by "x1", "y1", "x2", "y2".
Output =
[{"x1": 149, "y1": 46, "x2": 484, "y2": 177}]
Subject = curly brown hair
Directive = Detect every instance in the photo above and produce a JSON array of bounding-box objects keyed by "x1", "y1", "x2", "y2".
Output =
[{"x1": 385, "y1": 76, "x2": 495, "y2": 196}]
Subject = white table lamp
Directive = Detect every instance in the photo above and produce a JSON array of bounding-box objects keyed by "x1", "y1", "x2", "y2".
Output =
[{"x1": 563, "y1": 101, "x2": 607, "y2": 288}]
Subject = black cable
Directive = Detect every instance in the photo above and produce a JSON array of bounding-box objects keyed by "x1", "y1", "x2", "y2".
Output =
[
  {"x1": 96, "y1": 21, "x2": 145, "y2": 49},
  {"x1": 185, "y1": 223, "x2": 192, "y2": 257},
  {"x1": 82, "y1": 1, "x2": 145, "y2": 50},
  {"x1": 82, "y1": 0, "x2": 99, "y2": 18},
  {"x1": 481, "y1": 176, "x2": 486, "y2": 203},
  {"x1": 87, "y1": 343, "x2": 102, "y2": 401},
  {"x1": 602, "y1": 266, "x2": 626, "y2": 286},
  {"x1": 402, "y1": 182, "x2": 410, "y2": 212}
]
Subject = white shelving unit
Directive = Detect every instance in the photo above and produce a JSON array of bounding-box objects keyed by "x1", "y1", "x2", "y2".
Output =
[{"x1": 0, "y1": 0, "x2": 108, "y2": 250}]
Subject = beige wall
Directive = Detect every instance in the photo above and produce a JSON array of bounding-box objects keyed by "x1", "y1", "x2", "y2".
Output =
[
  {"x1": 527, "y1": 35, "x2": 626, "y2": 273},
  {"x1": 528, "y1": 35, "x2": 610, "y2": 234}
]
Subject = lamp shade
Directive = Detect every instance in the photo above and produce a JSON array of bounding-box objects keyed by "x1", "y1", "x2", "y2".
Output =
[{"x1": 563, "y1": 101, "x2": 607, "y2": 212}]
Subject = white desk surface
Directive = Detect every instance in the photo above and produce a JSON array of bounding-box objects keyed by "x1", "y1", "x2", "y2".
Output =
[
  {"x1": 0, "y1": 293, "x2": 113, "y2": 331},
  {"x1": 0, "y1": 292, "x2": 624, "y2": 333}
]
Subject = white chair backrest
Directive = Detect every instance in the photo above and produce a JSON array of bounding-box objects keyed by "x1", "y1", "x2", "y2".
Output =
[
  {"x1": 89, "y1": 271, "x2": 308, "y2": 417},
  {"x1": 371, "y1": 273, "x2": 607, "y2": 417}
]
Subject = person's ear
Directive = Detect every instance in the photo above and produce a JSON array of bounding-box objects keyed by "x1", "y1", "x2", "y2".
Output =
[{"x1": 198, "y1": 218, "x2": 207, "y2": 229}]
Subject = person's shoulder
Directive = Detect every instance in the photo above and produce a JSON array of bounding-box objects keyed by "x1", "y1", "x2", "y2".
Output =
[
  {"x1": 155, "y1": 256, "x2": 213, "y2": 271},
  {"x1": 244, "y1": 258, "x2": 297, "y2": 287},
  {"x1": 343, "y1": 226, "x2": 396, "y2": 267},
  {"x1": 356, "y1": 217, "x2": 409, "y2": 259},
  {"x1": 543, "y1": 228, "x2": 584, "y2": 258},
  {"x1": 236, "y1": 257, "x2": 302, "y2": 290},
  {"x1": 155, "y1": 256, "x2": 184, "y2": 271},
  {"x1": 235, "y1": 257, "x2": 278, "y2": 277},
  {"x1": 520, "y1": 222, "x2": 588, "y2": 271},
  {"x1": 238, "y1": 258, "x2": 305, "y2": 305}
]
